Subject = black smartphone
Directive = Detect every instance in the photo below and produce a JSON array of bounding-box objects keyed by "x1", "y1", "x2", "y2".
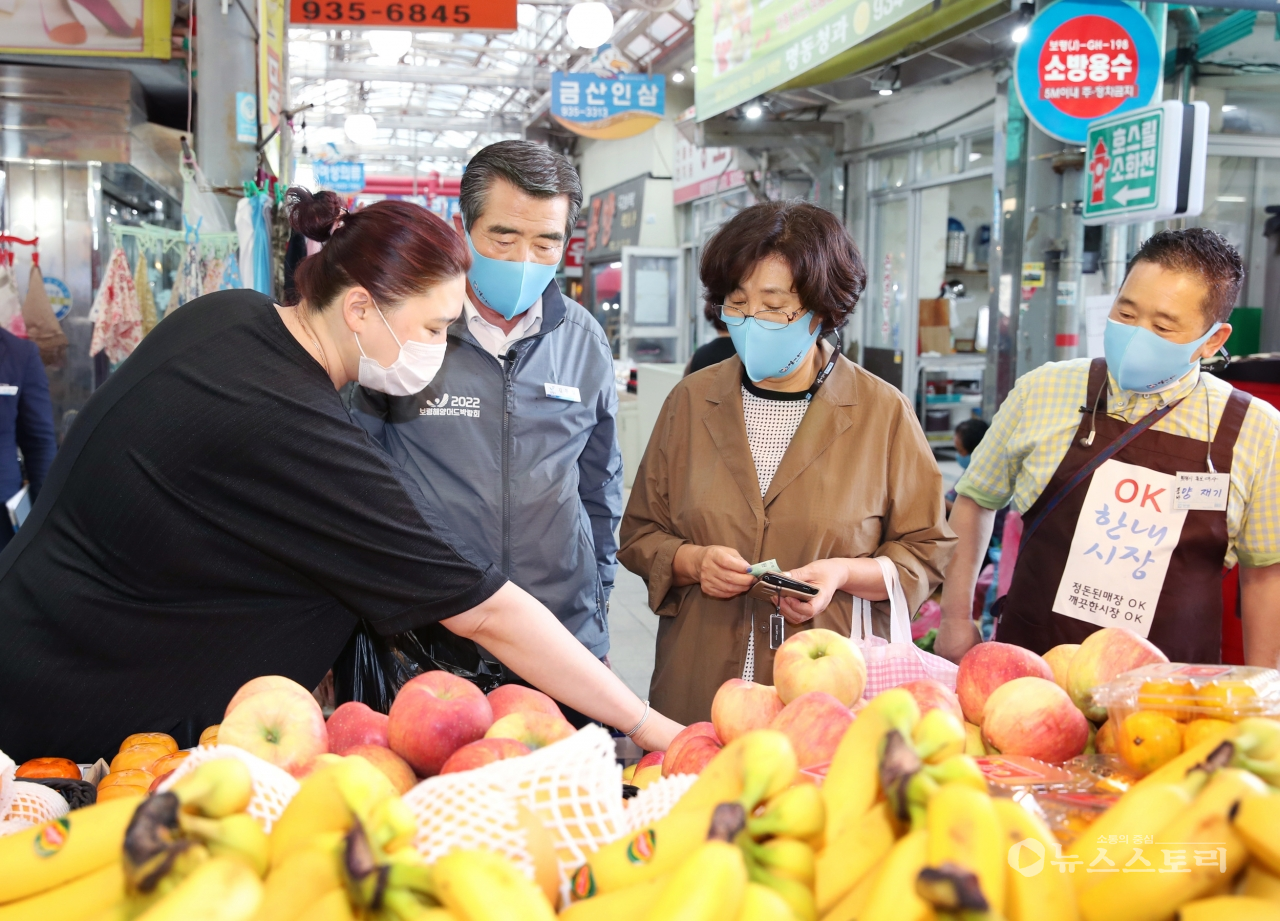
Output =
[{"x1": 760, "y1": 571, "x2": 820, "y2": 597}]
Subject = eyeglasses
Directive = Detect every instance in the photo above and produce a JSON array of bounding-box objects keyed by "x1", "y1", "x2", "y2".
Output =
[{"x1": 718, "y1": 304, "x2": 807, "y2": 331}]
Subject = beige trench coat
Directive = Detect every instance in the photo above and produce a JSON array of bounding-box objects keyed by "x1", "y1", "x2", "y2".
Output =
[{"x1": 618, "y1": 354, "x2": 956, "y2": 726}]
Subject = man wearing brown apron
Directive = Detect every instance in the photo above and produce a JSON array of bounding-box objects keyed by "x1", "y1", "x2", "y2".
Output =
[{"x1": 938, "y1": 229, "x2": 1280, "y2": 667}]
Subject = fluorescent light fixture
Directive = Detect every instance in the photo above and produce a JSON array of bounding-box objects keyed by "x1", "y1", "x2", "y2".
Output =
[
  {"x1": 610, "y1": 261, "x2": 622, "y2": 268},
  {"x1": 566, "y1": 2, "x2": 614, "y2": 49},
  {"x1": 344, "y1": 113, "x2": 379, "y2": 145},
  {"x1": 745, "y1": 103, "x2": 763, "y2": 119},
  {"x1": 1216, "y1": 195, "x2": 1247, "y2": 202},
  {"x1": 368, "y1": 30, "x2": 413, "y2": 61},
  {"x1": 870, "y1": 64, "x2": 900, "y2": 96},
  {"x1": 671, "y1": 71, "x2": 685, "y2": 83},
  {"x1": 1221, "y1": 104, "x2": 1238, "y2": 112},
  {"x1": 969, "y1": 151, "x2": 982, "y2": 162}
]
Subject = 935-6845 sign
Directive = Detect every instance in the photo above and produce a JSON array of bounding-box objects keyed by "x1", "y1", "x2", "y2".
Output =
[{"x1": 289, "y1": 0, "x2": 514, "y2": 30}]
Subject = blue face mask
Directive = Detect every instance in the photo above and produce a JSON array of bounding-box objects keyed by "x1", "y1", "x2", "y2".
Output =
[
  {"x1": 465, "y1": 232, "x2": 559, "y2": 320},
  {"x1": 727, "y1": 313, "x2": 822, "y2": 382},
  {"x1": 1103, "y1": 318, "x2": 1221, "y2": 394},
  {"x1": 957, "y1": 453, "x2": 971, "y2": 469}
]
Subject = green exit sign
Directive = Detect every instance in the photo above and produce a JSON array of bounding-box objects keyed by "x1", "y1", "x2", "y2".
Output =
[{"x1": 1083, "y1": 101, "x2": 1209, "y2": 225}]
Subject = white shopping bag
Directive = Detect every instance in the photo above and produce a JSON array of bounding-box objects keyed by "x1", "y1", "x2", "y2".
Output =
[{"x1": 853, "y1": 557, "x2": 958, "y2": 697}]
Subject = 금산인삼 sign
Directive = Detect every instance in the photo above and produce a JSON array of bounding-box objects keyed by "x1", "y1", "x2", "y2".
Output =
[
  {"x1": 1015, "y1": 0, "x2": 1160, "y2": 145},
  {"x1": 313, "y1": 160, "x2": 365, "y2": 193},
  {"x1": 550, "y1": 73, "x2": 665, "y2": 140},
  {"x1": 1083, "y1": 101, "x2": 1209, "y2": 226}
]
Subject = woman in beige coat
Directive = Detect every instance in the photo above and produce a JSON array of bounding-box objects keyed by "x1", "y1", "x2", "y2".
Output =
[{"x1": 619, "y1": 201, "x2": 955, "y2": 726}]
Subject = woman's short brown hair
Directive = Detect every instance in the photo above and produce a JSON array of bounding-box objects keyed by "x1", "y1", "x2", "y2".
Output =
[{"x1": 700, "y1": 200, "x2": 867, "y2": 333}]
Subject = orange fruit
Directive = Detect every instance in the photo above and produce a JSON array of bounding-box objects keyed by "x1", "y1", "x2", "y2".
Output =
[
  {"x1": 199, "y1": 724, "x2": 220, "y2": 747},
  {"x1": 97, "y1": 784, "x2": 148, "y2": 802},
  {"x1": 1137, "y1": 680, "x2": 1194, "y2": 721},
  {"x1": 15, "y1": 757, "x2": 82, "y2": 780},
  {"x1": 1095, "y1": 718, "x2": 1119, "y2": 755},
  {"x1": 1117, "y1": 710, "x2": 1183, "y2": 775},
  {"x1": 149, "y1": 750, "x2": 190, "y2": 777},
  {"x1": 1196, "y1": 681, "x2": 1259, "y2": 721},
  {"x1": 118, "y1": 732, "x2": 178, "y2": 755},
  {"x1": 110, "y1": 743, "x2": 171, "y2": 774},
  {"x1": 1183, "y1": 718, "x2": 1236, "y2": 750},
  {"x1": 98, "y1": 768, "x2": 154, "y2": 790}
]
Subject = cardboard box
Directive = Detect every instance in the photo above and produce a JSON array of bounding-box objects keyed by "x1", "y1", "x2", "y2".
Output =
[{"x1": 919, "y1": 326, "x2": 953, "y2": 354}]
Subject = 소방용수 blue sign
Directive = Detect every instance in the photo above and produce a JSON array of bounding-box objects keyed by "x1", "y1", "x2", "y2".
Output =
[
  {"x1": 550, "y1": 72, "x2": 665, "y2": 141},
  {"x1": 313, "y1": 161, "x2": 365, "y2": 194}
]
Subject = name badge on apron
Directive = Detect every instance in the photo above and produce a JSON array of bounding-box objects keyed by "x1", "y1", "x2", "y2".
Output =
[
  {"x1": 1174, "y1": 472, "x2": 1231, "y2": 511},
  {"x1": 544, "y1": 383, "x2": 581, "y2": 402},
  {"x1": 1052, "y1": 459, "x2": 1189, "y2": 638},
  {"x1": 0, "y1": 385, "x2": 17, "y2": 396}
]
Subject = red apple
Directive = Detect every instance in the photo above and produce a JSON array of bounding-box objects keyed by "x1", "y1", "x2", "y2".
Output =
[
  {"x1": 772, "y1": 629, "x2": 867, "y2": 706},
  {"x1": 439, "y1": 738, "x2": 532, "y2": 775},
  {"x1": 633, "y1": 751, "x2": 665, "y2": 789},
  {"x1": 327, "y1": 701, "x2": 390, "y2": 755},
  {"x1": 387, "y1": 672, "x2": 494, "y2": 777},
  {"x1": 661, "y1": 722, "x2": 720, "y2": 778},
  {"x1": 955, "y1": 642, "x2": 1055, "y2": 724},
  {"x1": 665, "y1": 735, "x2": 723, "y2": 776},
  {"x1": 487, "y1": 685, "x2": 564, "y2": 721},
  {"x1": 1042, "y1": 644, "x2": 1081, "y2": 692},
  {"x1": 768, "y1": 691, "x2": 854, "y2": 769},
  {"x1": 218, "y1": 687, "x2": 328, "y2": 777},
  {"x1": 484, "y1": 712, "x2": 575, "y2": 750},
  {"x1": 224, "y1": 675, "x2": 317, "y2": 719},
  {"x1": 1067, "y1": 627, "x2": 1169, "y2": 721},
  {"x1": 982, "y1": 676, "x2": 1090, "y2": 763},
  {"x1": 899, "y1": 679, "x2": 964, "y2": 723},
  {"x1": 346, "y1": 744, "x2": 418, "y2": 794},
  {"x1": 711, "y1": 679, "x2": 785, "y2": 745}
]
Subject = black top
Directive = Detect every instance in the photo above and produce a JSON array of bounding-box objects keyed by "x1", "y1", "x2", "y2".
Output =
[
  {"x1": 0, "y1": 290, "x2": 506, "y2": 762},
  {"x1": 686, "y1": 335, "x2": 737, "y2": 376}
]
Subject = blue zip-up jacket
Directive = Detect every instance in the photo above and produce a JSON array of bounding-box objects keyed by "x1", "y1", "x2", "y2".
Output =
[
  {"x1": 0, "y1": 329, "x2": 57, "y2": 548},
  {"x1": 352, "y1": 280, "x2": 622, "y2": 657}
]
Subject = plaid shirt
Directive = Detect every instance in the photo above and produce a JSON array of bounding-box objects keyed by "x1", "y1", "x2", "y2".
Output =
[{"x1": 955, "y1": 358, "x2": 1280, "y2": 569}]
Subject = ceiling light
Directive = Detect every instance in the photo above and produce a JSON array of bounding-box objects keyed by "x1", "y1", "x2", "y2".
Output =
[
  {"x1": 1222, "y1": 104, "x2": 1238, "y2": 112},
  {"x1": 344, "y1": 113, "x2": 379, "y2": 145},
  {"x1": 671, "y1": 71, "x2": 685, "y2": 83},
  {"x1": 368, "y1": 30, "x2": 413, "y2": 61},
  {"x1": 870, "y1": 64, "x2": 900, "y2": 96},
  {"x1": 1011, "y1": 2, "x2": 1034, "y2": 43},
  {"x1": 690, "y1": 64, "x2": 697, "y2": 73},
  {"x1": 744, "y1": 103, "x2": 763, "y2": 119},
  {"x1": 969, "y1": 151, "x2": 982, "y2": 162},
  {"x1": 566, "y1": 2, "x2": 614, "y2": 49},
  {"x1": 1216, "y1": 195, "x2": 1247, "y2": 203},
  {"x1": 610, "y1": 261, "x2": 622, "y2": 268}
]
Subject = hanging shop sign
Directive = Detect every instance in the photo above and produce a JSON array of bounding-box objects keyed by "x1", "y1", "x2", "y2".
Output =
[
  {"x1": 584, "y1": 177, "x2": 646, "y2": 260},
  {"x1": 288, "y1": 0, "x2": 515, "y2": 30},
  {"x1": 44, "y1": 277, "x2": 73, "y2": 321},
  {"x1": 1083, "y1": 101, "x2": 1209, "y2": 226},
  {"x1": 260, "y1": 0, "x2": 286, "y2": 171},
  {"x1": 314, "y1": 161, "x2": 365, "y2": 193},
  {"x1": 564, "y1": 228, "x2": 586, "y2": 279},
  {"x1": 674, "y1": 130, "x2": 744, "y2": 205},
  {"x1": 693, "y1": 0, "x2": 933, "y2": 121},
  {"x1": 1014, "y1": 0, "x2": 1160, "y2": 145},
  {"x1": 0, "y1": 0, "x2": 170, "y2": 57},
  {"x1": 236, "y1": 93, "x2": 258, "y2": 144},
  {"x1": 550, "y1": 73, "x2": 665, "y2": 141}
]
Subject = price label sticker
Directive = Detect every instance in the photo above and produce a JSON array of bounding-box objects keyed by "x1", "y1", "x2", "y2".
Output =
[{"x1": 1174, "y1": 472, "x2": 1230, "y2": 512}]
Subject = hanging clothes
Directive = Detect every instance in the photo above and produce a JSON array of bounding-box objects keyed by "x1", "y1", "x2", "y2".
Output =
[
  {"x1": 251, "y1": 194, "x2": 273, "y2": 297},
  {"x1": 22, "y1": 263, "x2": 69, "y2": 367},
  {"x1": 0, "y1": 260, "x2": 27, "y2": 338},
  {"x1": 236, "y1": 196, "x2": 258, "y2": 293},
  {"x1": 172, "y1": 219, "x2": 204, "y2": 310},
  {"x1": 89, "y1": 247, "x2": 143, "y2": 364},
  {"x1": 135, "y1": 252, "x2": 159, "y2": 335},
  {"x1": 221, "y1": 253, "x2": 243, "y2": 291},
  {"x1": 202, "y1": 255, "x2": 225, "y2": 296}
]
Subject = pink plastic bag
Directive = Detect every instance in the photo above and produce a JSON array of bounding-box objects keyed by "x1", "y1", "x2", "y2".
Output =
[{"x1": 853, "y1": 557, "x2": 958, "y2": 698}]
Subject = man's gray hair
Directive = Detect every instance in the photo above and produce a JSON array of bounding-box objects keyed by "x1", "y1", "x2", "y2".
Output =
[{"x1": 460, "y1": 140, "x2": 583, "y2": 237}]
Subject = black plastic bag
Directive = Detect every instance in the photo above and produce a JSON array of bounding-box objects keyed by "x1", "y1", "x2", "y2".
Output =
[{"x1": 332, "y1": 621, "x2": 507, "y2": 713}]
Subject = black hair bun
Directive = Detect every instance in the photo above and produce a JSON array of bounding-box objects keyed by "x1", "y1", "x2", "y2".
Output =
[{"x1": 287, "y1": 187, "x2": 345, "y2": 243}]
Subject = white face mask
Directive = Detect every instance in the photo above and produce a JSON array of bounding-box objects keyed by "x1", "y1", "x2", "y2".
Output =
[{"x1": 355, "y1": 302, "x2": 447, "y2": 396}]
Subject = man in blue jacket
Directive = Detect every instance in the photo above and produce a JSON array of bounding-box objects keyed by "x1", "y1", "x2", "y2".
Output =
[
  {"x1": 354, "y1": 141, "x2": 623, "y2": 703},
  {"x1": 0, "y1": 327, "x2": 58, "y2": 550}
]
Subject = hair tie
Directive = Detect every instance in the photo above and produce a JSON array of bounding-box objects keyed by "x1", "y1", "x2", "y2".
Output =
[{"x1": 331, "y1": 210, "x2": 348, "y2": 235}]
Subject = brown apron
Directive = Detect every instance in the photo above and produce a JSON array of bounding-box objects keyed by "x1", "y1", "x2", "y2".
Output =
[{"x1": 997, "y1": 359, "x2": 1251, "y2": 663}]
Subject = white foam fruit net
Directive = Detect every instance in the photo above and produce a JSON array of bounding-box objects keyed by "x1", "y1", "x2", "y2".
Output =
[
  {"x1": 157, "y1": 744, "x2": 300, "y2": 834},
  {"x1": 622, "y1": 773, "x2": 698, "y2": 833},
  {"x1": 0, "y1": 749, "x2": 72, "y2": 836}
]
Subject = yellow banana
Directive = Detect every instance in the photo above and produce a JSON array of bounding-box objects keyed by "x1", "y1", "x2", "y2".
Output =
[
  {"x1": 177, "y1": 813, "x2": 269, "y2": 878},
  {"x1": 1243, "y1": 863, "x2": 1280, "y2": 903},
  {"x1": 860, "y1": 829, "x2": 933, "y2": 921},
  {"x1": 557, "y1": 874, "x2": 670, "y2": 921},
  {"x1": 675, "y1": 732, "x2": 799, "y2": 818},
  {"x1": 1179, "y1": 895, "x2": 1280, "y2": 921},
  {"x1": 570, "y1": 806, "x2": 720, "y2": 898},
  {"x1": 820, "y1": 855, "x2": 882, "y2": 921},
  {"x1": 991, "y1": 797, "x2": 1078, "y2": 921},
  {"x1": 170, "y1": 759, "x2": 253, "y2": 818},
  {"x1": 297, "y1": 888, "x2": 356, "y2": 921},
  {"x1": 0, "y1": 794, "x2": 141, "y2": 903},
  {"x1": 433, "y1": 848, "x2": 556, "y2": 921},
  {"x1": 963, "y1": 723, "x2": 986, "y2": 758},
  {"x1": 269, "y1": 764, "x2": 357, "y2": 870},
  {"x1": 744, "y1": 859, "x2": 816, "y2": 921},
  {"x1": 921, "y1": 754, "x2": 987, "y2": 792},
  {"x1": 1236, "y1": 718, "x2": 1280, "y2": 760},
  {"x1": 1078, "y1": 768, "x2": 1268, "y2": 921},
  {"x1": 742, "y1": 837, "x2": 814, "y2": 886},
  {"x1": 250, "y1": 834, "x2": 344, "y2": 921},
  {"x1": 133, "y1": 856, "x2": 264, "y2": 921},
  {"x1": 1068, "y1": 769, "x2": 1207, "y2": 893},
  {"x1": 813, "y1": 800, "x2": 896, "y2": 915},
  {"x1": 736, "y1": 883, "x2": 794, "y2": 921},
  {"x1": 380, "y1": 888, "x2": 451, "y2": 921},
  {"x1": 923, "y1": 783, "x2": 1004, "y2": 917},
  {"x1": 1235, "y1": 793, "x2": 1280, "y2": 875},
  {"x1": 1130, "y1": 732, "x2": 1237, "y2": 792},
  {"x1": 913, "y1": 709, "x2": 966, "y2": 764},
  {"x1": 643, "y1": 840, "x2": 747, "y2": 921},
  {"x1": 0, "y1": 860, "x2": 123, "y2": 921},
  {"x1": 747, "y1": 784, "x2": 825, "y2": 841},
  {"x1": 823, "y1": 689, "x2": 919, "y2": 843}
]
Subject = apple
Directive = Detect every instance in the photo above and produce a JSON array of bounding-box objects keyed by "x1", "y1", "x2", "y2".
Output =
[
  {"x1": 487, "y1": 685, "x2": 564, "y2": 721},
  {"x1": 981, "y1": 676, "x2": 1090, "y2": 764},
  {"x1": 225, "y1": 675, "x2": 317, "y2": 719},
  {"x1": 772, "y1": 629, "x2": 867, "y2": 706},
  {"x1": 622, "y1": 763, "x2": 637, "y2": 783},
  {"x1": 439, "y1": 737, "x2": 532, "y2": 775},
  {"x1": 661, "y1": 722, "x2": 721, "y2": 778},
  {"x1": 346, "y1": 744, "x2": 418, "y2": 794},
  {"x1": 665, "y1": 735, "x2": 723, "y2": 776},
  {"x1": 900, "y1": 679, "x2": 964, "y2": 723},
  {"x1": 484, "y1": 712, "x2": 575, "y2": 750},
  {"x1": 388, "y1": 672, "x2": 494, "y2": 777},
  {"x1": 1067, "y1": 628, "x2": 1169, "y2": 722},
  {"x1": 219, "y1": 687, "x2": 329, "y2": 777},
  {"x1": 1043, "y1": 644, "x2": 1081, "y2": 692},
  {"x1": 633, "y1": 751, "x2": 665, "y2": 789},
  {"x1": 768, "y1": 691, "x2": 854, "y2": 769},
  {"x1": 711, "y1": 679, "x2": 785, "y2": 744},
  {"x1": 956, "y1": 642, "x2": 1055, "y2": 724},
  {"x1": 327, "y1": 701, "x2": 390, "y2": 755}
]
